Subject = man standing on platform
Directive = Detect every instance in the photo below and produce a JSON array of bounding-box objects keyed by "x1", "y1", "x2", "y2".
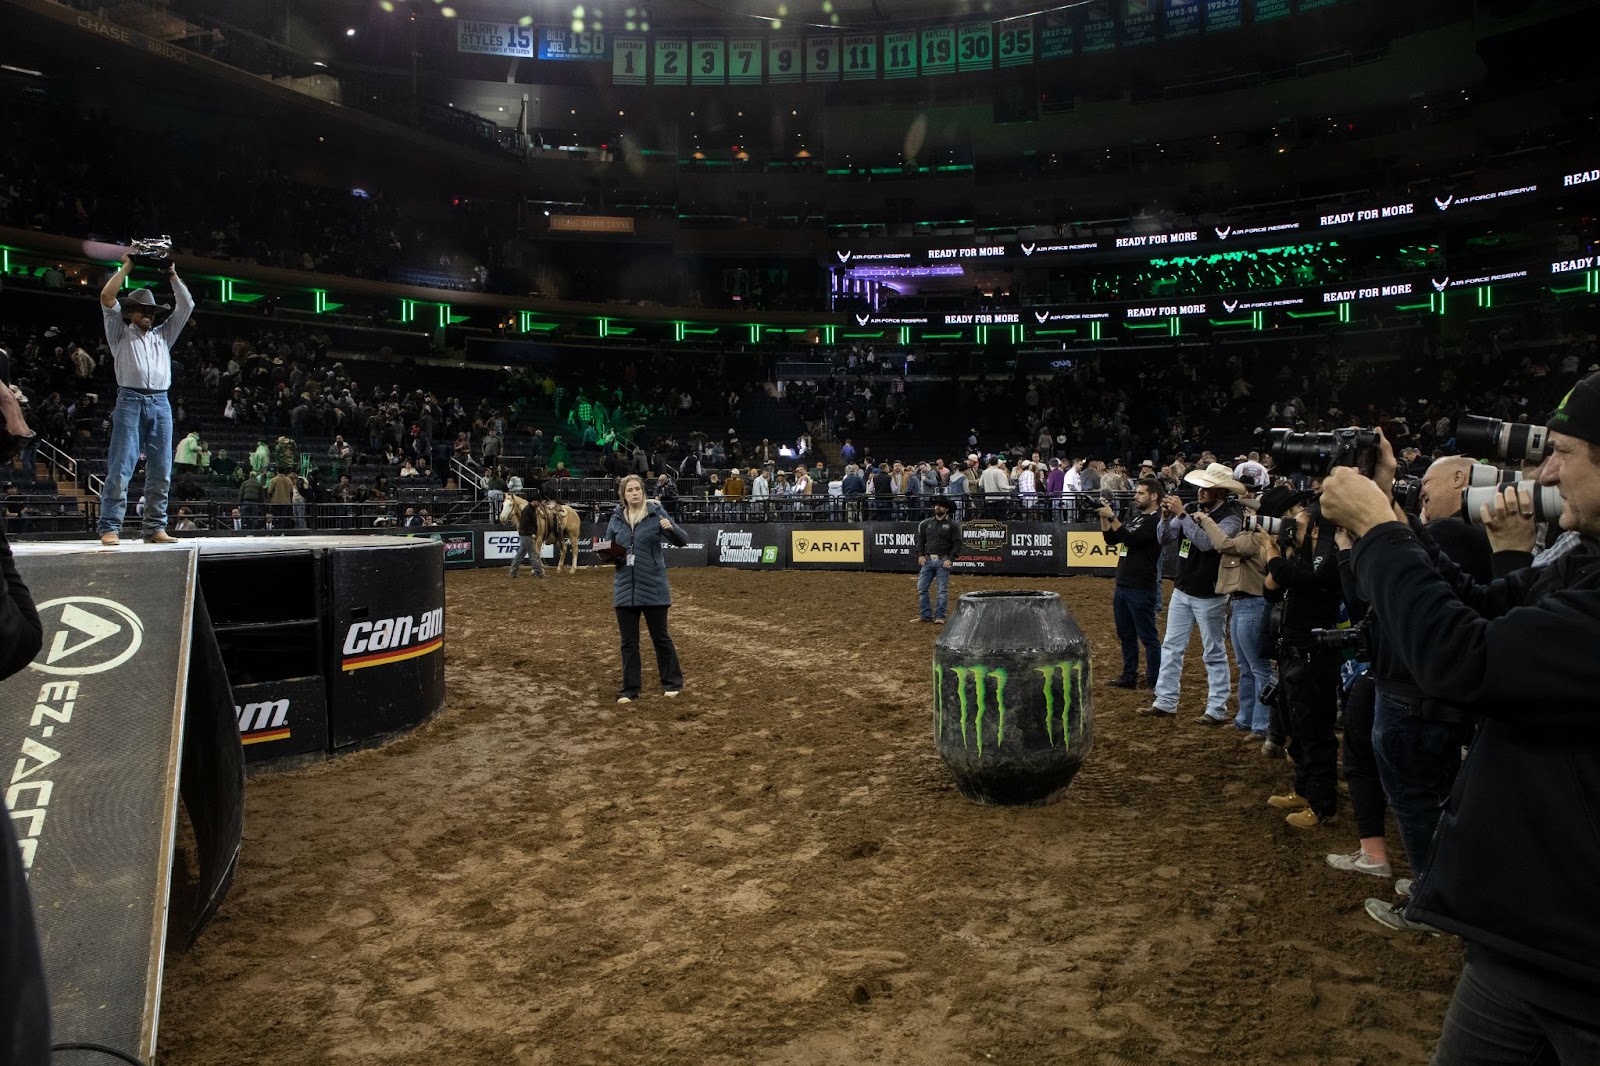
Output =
[{"x1": 96, "y1": 251, "x2": 193, "y2": 545}]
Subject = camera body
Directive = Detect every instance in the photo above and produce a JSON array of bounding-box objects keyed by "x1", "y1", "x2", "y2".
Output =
[
  {"x1": 1456, "y1": 414, "x2": 1551, "y2": 464},
  {"x1": 1269, "y1": 426, "x2": 1382, "y2": 478},
  {"x1": 129, "y1": 234, "x2": 173, "y2": 269},
  {"x1": 1392, "y1": 475, "x2": 1424, "y2": 517},
  {"x1": 1308, "y1": 619, "x2": 1372, "y2": 660}
]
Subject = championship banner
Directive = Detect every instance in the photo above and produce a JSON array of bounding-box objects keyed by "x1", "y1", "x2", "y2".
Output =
[
  {"x1": 1205, "y1": 0, "x2": 1244, "y2": 31},
  {"x1": 457, "y1": 20, "x2": 535, "y2": 57},
  {"x1": 1165, "y1": 0, "x2": 1203, "y2": 37},
  {"x1": 1253, "y1": 0, "x2": 1292, "y2": 21}
]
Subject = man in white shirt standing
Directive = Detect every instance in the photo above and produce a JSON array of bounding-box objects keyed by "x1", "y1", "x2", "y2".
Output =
[
  {"x1": 1233, "y1": 452, "x2": 1270, "y2": 491},
  {"x1": 96, "y1": 251, "x2": 193, "y2": 545}
]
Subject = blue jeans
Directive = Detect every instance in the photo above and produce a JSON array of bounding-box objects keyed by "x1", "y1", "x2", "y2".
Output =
[
  {"x1": 1153, "y1": 589, "x2": 1231, "y2": 716},
  {"x1": 1112, "y1": 585, "x2": 1160, "y2": 681},
  {"x1": 1431, "y1": 955, "x2": 1600, "y2": 1065},
  {"x1": 1228, "y1": 595, "x2": 1272, "y2": 733},
  {"x1": 917, "y1": 558, "x2": 951, "y2": 620},
  {"x1": 98, "y1": 389, "x2": 172, "y2": 535},
  {"x1": 1374, "y1": 689, "x2": 1462, "y2": 875}
]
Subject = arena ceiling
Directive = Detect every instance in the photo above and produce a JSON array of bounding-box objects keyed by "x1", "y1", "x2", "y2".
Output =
[{"x1": 278, "y1": 0, "x2": 1074, "y2": 35}]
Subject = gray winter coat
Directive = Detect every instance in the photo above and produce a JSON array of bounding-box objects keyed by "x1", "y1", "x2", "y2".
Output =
[{"x1": 606, "y1": 502, "x2": 689, "y2": 607}]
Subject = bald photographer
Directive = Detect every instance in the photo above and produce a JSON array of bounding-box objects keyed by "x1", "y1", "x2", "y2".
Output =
[{"x1": 1319, "y1": 373, "x2": 1600, "y2": 1061}]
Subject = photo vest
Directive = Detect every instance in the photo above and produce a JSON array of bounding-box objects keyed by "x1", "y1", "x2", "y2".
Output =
[{"x1": 1174, "y1": 500, "x2": 1243, "y2": 599}]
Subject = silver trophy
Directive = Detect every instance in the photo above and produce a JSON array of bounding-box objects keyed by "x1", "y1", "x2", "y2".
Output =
[{"x1": 129, "y1": 234, "x2": 173, "y2": 269}]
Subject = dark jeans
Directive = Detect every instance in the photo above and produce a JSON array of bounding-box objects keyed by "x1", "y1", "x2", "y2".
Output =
[
  {"x1": 616, "y1": 605, "x2": 683, "y2": 698},
  {"x1": 1341, "y1": 672, "x2": 1388, "y2": 841},
  {"x1": 1282, "y1": 645, "x2": 1340, "y2": 818},
  {"x1": 1432, "y1": 956, "x2": 1600, "y2": 1065},
  {"x1": 1112, "y1": 585, "x2": 1160, "y2": 681},
  {"x1": 1374, "y1": 689, "x2": 1464, "y2": 876}
]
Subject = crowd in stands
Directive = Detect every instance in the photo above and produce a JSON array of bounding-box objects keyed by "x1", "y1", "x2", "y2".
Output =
[{"x1": 2, "y1": 264, "x2": 1595, "y2": 533}]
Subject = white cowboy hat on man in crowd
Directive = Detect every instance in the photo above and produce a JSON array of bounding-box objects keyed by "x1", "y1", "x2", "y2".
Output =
[{"x1": 1183, "y1": 462, "x2": 1248, "y2": 496}]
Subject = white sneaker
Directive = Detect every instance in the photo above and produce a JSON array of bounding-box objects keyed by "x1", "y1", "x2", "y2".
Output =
[
  {"x1": 1395, "y1": 878, "x2": 1413, "y2": 898},
  {"x1": 664, "y1": 689, "x2": 681, "y2": 698},
  {"x1": 1326, "y1": 850, "x2": 1392, "y2": 878},
  {"x1": 616, "y1": 696, "x2": 633, "y2": 704},
  {"x1": 1364, "y1": 897, "x2": 1439, "y2": 935}
]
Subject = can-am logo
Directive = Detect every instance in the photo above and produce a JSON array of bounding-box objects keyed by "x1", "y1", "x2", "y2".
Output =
[
  {"x1": 341, "y1": 608, "x2": 444, "y2": 671},
  {"x1": 236, "y1": 698, "x2": 292, "y2": 744},
  {"x1": 961, "y1": 520, "x2": 1008, "y2": 552},
  {"x1": 30, "y1": 597, "x2": 144, "y2": 676}
]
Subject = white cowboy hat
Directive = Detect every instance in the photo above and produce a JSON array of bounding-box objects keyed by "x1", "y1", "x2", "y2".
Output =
[{"x1": 1183, "y1": 462, "x2": 1248, "y2": 495}]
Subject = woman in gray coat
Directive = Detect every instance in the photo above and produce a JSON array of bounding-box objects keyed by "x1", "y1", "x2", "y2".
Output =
[{"x1": 605, "y1": 474, "x2": 689, "y2": 702}]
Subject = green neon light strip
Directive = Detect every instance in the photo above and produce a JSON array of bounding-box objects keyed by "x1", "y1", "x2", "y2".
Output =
[
  {"x1": 1285, "y1": 310, "x2": 1338, "y2": 319},
  {"x1": 1033, "y1": 328, "x2": 1078, "y2": 336},
  {"x1": 841, "y1": 331, "x2": 887, "y2": 339},
  {"x1": 1124, "y1": 322, "x2": 1169, "y2": 330},
  {"x1": 921, "y1": 332, "x2": 964, "y2": 340},
  {"x1": 1207, "y1": 318, "x2": 1254, "y2": 327},
  {"x1": 1394, "y1": 302, "x2": 1432, "y2": 311}
]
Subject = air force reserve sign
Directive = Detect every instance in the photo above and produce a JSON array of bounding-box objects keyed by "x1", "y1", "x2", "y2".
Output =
[{"x1": 30, "y1": 596, "x2": 146, "y2": 675}]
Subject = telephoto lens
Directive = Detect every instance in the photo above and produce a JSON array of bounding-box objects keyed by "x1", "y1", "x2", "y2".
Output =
[
  {"x1": 1461, "y1": 481, "x2": 1563, "y2": 526},
  {"x1": 1465, "y1": 465, "x2": 1524, "y2": 488},
  {"x1": 1455, "y1": 414, "x2": 1552, "y2": 464},
  {"x1": 1242, "y1": 514, "x2": 1285, "y2": 535}
]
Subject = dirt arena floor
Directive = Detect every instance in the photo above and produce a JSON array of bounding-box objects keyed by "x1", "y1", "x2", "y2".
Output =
[{"x1": 160, "y1": 567, "x2": 1462, "y2": 1065}]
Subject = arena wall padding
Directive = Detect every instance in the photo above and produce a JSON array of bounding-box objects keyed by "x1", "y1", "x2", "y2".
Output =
[{"x1": 324, "y1": 540, "x2": 447, "y2": 749}]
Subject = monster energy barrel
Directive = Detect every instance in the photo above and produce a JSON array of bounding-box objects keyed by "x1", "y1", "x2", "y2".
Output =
[{"x1": 933, "y1": 590, "x2": 1093, "y2": 805}]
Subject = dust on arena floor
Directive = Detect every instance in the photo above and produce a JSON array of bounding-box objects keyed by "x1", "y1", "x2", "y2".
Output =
[{"x1": 159, "y1": 567, "x2": 1460, "y2": 1066}]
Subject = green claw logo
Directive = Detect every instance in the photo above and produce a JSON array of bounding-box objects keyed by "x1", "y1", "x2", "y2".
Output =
[
  {"x1": 945, "y1": 665, "x2": 1008, "y2": 754},
  {"x1": 934, "y1": 660, "x2": 1085, "y2": 754},
  {"x1": 1035, "y1": 661, "x2": 1086, "y2": 749}
]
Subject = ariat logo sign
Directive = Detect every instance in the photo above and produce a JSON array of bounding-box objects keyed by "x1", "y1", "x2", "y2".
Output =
[
  {"x1": 791, "y1": 531, "x2": 864, "y2": 563},
  {"x1": 1066, "y1": 532, "x2": 1117, "y2": 568},
  {"x1": 237, "y1": 699, "x2": 291, "y2": 744},
  {"x1": 341, "y1": 609, "x2": 444, "y2": 671},
  {"x1": 30, "y1": 597, "x2": 144, "y2": 676}
]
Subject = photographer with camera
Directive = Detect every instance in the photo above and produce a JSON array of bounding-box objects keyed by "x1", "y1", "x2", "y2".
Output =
[
  {"x1": 1097, "y1": 477, "x2": 1163, "y2": 689},
  {"x1": 1319, "y1": 375, "x2": 1600, "y2": 1059},
  {"x1": 1340, "y1": 454, "x2": 1497, "y2": 932},
  {"x1": 1257, "y1": 492, "x2": 1344, "y2": 828},
  {"x1": 1140, "y1": 464, "x2": 1246, "y2": 722},
  {"x1": 1197, "y1": 487, "x2": 1301, "y2": 738},
  {"x1": 95, "y1": 248, "x2": 194, "y2": 546},
  {"x1": 1418, "y1": 456, "x2": 1493, "y2": 582}
]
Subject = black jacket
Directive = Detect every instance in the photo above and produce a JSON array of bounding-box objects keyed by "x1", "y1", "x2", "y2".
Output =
[
  {"x1": 1102, "y1": 510, "x2": 1161, "y2": 590},
  {"x1": 1350, "y1": 523, "x2": 1600, "y2": 1005},
  {"x1": 0, "y1": 524, "x2": 48, "y2": 1064}
]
